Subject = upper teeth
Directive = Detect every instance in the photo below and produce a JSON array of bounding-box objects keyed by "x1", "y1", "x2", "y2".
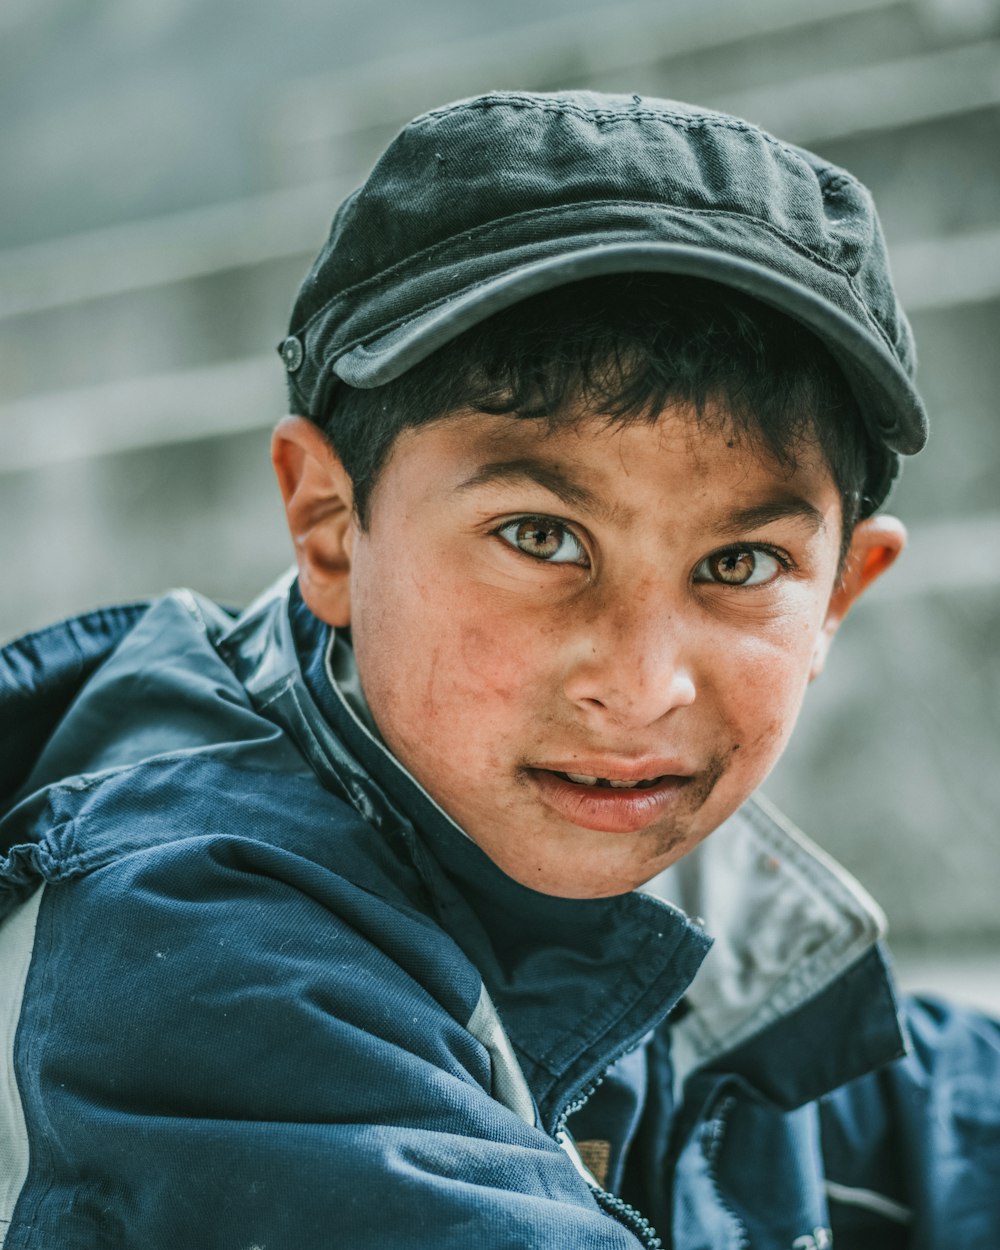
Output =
[{"x1": 564, "y1": 772, "x2": 642, "y2": 788}]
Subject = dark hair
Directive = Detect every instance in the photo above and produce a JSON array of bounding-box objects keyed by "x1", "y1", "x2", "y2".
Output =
[{"x1": 308, "y1": 274, "x2": 879, "y2": 562}]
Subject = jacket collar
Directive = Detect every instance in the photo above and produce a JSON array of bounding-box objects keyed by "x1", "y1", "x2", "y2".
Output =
[{"x1": 643, "y1": 794, "x2": 904, "y2": 1105}]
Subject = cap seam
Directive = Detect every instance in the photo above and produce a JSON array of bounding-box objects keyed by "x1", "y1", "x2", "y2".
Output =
[
  {"x1": 414, "y1": 93, "x2": 844, "y2": 162},
  {"x1": 418, "y1": 95, "x2": 756, "y2": 130},
  {"x1": 297, "y1": 201, "x2": 890, "y2": 353},
  {"x1": 414, "y1": 96, "x2": 864, "y2": 201}
]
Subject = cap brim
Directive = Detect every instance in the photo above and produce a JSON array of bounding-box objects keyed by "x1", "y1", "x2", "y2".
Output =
[{"x1": 331, "y1": 242, "x2": 927, "y2": 458}]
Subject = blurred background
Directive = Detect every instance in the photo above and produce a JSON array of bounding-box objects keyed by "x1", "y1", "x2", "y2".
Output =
[{"x1": 2, "y1": 0, "x2": 998, "y2": 1006}]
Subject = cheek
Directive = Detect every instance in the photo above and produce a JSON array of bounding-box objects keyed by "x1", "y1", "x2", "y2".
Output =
[
  {"x1": 456, "y1": 623, "x2": 519, "y2": 702},
  {"x1": 455, "y1": 609, "x2": 561, "y2": 707},
  {"x1": 356, "y1": 571, "x2": 545, "y2": 754},
  {"x1": 713, "y1": 624, "x2": 819, "y2": 758}
]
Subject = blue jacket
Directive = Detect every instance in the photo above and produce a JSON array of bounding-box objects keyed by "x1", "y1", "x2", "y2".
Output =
[{"x1": 1, "y1": 577, "x2": 998, "y2": 1248}]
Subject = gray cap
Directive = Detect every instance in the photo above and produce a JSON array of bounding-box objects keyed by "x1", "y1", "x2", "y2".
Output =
[{"x1": 281, "y1": 90, "x2": 927, "y2": 510}]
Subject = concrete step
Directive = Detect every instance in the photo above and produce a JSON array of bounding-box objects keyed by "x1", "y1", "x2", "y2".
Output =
[
  {"x1": 2, "y1": 11, "x2": 997, "y2": 329},
  {"x1": 268, "y1": 0, "x2": 910, "y2": 183}
]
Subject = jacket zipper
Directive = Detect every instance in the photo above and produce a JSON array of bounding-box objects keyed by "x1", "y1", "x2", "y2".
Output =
[{"x1": 555, "y1": 1073, "x2": 664, "y2": 1250}]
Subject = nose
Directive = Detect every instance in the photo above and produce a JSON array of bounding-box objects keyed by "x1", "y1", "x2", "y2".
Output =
[{"x1": 562, "y1": 584, "x2": 697, "y2": 728}]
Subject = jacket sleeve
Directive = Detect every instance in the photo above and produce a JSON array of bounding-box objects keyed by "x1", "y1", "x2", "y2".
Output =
[
  {"x1": 819, "y1": 994, "x2": 1000, "y2": 1243},
  {"x1": 6, "y1": 794, "x2": 644, "y2": 1250}
]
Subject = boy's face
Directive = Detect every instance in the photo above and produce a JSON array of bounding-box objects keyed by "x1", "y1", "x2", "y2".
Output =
[{"x1": 276, "y1": 404, "x2": 903, "y2": 898}]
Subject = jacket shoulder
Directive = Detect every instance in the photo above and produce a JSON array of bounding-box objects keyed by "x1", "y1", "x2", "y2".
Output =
[
  {"x1": 0, "y1": 602, "x2": 151, "y2": 812},
  {"x1": 818, "y1": 994, "x2": 1000, "y2": 1235},
  {"x1": 1, "y1": 758, "x2": 635, "y2": 1249}
]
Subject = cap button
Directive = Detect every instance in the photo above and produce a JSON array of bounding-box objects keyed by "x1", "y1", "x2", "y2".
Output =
[{"x1": 281, "y1": 335, "x2": 304, "y2": 373}]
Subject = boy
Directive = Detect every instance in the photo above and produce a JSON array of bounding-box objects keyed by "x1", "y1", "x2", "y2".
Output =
[{"x1": 1, "y1": 90, "x2": 997, "y2": 1248}]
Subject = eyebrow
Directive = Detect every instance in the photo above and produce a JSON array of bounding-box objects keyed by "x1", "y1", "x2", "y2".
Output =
[
  {"x1": 455, "y1": 459, "x2": 827, "y2": 534},
  {"x1": 716, "y1": 497, "x2": 827, "y2": 536},
  {"x1": 454, "y1": 458, "x2": 607, "y2": 517}
]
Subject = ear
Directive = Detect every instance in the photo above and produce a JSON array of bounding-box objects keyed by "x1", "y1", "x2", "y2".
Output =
[
  {"x1": 271, "y1": 415, "x2": 357, "y2": 627},
  {"x1": 810, "y1": 515, "x2": 906, "y2": 680}
]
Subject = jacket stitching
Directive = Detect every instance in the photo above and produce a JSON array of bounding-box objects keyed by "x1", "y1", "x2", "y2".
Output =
[
  {"x1": 521, "y1": 923, "x2": 705, "y2": 1083},
  {"x1": 701, "y1": 1094, "x2": 751, "y2": 1250}
]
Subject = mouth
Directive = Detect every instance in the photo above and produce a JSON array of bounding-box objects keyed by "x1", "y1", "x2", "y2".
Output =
[{"x1": 525, "y1": 763, "x2": 699, "y2": 834}]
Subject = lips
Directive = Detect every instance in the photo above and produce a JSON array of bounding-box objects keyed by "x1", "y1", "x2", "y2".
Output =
[{"x1": 525, "y1": 762, "x2": 697, "y2": 834}]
